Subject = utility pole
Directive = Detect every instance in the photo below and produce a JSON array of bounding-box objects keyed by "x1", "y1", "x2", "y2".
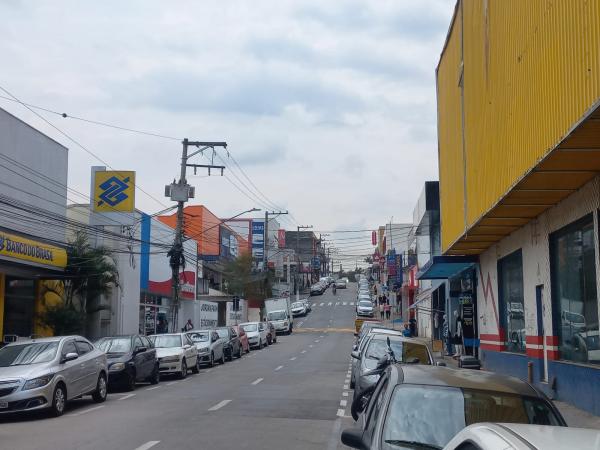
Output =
[
  {"x1": 296, "y1": 225, "x2": 312, "y2": 301},
  {"x1": 166, "y1": 139, "x2": 227, "y2": 333},
  {"x1": 263, "y1": 210, "x2": 288, "y2": 271}
]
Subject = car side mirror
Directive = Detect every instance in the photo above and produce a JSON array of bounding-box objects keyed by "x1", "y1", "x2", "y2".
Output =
[
  {"x1": 183, "y1": 344, "x2": 191, "y2": 349},
  {"x1": 436, "y1": 361, "x2": 447, "y2": 367},
  {"x1": 135, "y1": 346, "x2": 147, "y2": 354},
  {"x1": 351, "y1": 351, "x2": 360, "y2": 360},
  {"x1": 340, "y1": 429, "x2": 366, "y2": 449},
  {"x1": 61, "y1": 352, "x2": 78, "y2": 363}
]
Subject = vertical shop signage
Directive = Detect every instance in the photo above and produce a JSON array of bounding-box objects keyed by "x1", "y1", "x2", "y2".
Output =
[
  {"x1": 251, "y1": 220, "x2": 265, "y2": 259},
  {"x1": 278, "y1": 229, "x2": 286, "y2": 248}
]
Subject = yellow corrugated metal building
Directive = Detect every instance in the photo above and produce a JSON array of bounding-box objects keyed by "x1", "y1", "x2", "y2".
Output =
[{"x1": 438, "y1": 0, "x2": 600, "y2": 254}]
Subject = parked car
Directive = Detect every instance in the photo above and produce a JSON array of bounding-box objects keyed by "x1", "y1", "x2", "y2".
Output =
[
  {"x1": 95, "y1": 334, "x2": 159, "y2": 391},
  {"x1": 291, "y1": 301, "x2": 308, "y2": 317},
  {"x1": 352, "y1": 334, "x2": 434, "y2": 402},
  {"x1": 149, "y1": 333, "x2": 199, "y2": 379},
  {"x1": 264, "y1": 321, "x2": 277, "y2": 345},
  {"x1": 186, "y1": 330, "x2": 225, "y2": 367},
  {"x1": 444, "y1": 423, "x2": 600, "y2": 450},
  {"x1": 350, "y1": 327, "x2": 401, "y2": 389},
  {"x1": 0, "y1": 336, "x2": 108, "y2": 417},
  {"x1": 232, "y1": 325, "x2": 250, "y2": 353},
  {"x1": 356, "y1": 300, "x2": 375, "y2": 317},
  {"x1": 310, "y1": 283, "x2": 326, "y2": 296},
  {"x1": 240, "y1": 322, "x2": 269, "y2": 349},
  {"x1": 214, "y1": 327, "x2": 243, "y2": 361},
  {"x1": 301, "y1": 299, "x2": 312, "y2": 313},
  {"x1": 342, "y1": 365, "x2": 565, "y2": 450}
]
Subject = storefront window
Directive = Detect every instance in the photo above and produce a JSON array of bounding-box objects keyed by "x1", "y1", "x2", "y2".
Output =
[
  {"x1": 551, "y1": 215, "x2": 599, "y2": 364},
  {"x1": 498, "y1": 250, "x2": 525, "y2": 353},
  {"x1": 4, "y1": 278, "x2": 35, "y2": 338}
]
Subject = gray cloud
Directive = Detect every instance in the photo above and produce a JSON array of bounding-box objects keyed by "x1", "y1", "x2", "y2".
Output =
[{"x1": 233, "y1": 145, "x2": 287, "y2": 167}]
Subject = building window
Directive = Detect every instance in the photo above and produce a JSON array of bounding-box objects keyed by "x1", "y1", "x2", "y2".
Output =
[
  {"x1": 551, "y1": 214, "x2": 599, "y2": 364},
  {"x1": 498, "y1": 250, "x2": 525, "y2": 353}
]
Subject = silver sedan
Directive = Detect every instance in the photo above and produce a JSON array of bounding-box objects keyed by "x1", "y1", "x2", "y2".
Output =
[{"x1": 0, "y1": 336, "x2": 108, "y2": 417}]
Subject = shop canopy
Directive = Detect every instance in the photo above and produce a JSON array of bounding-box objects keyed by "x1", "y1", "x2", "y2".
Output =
[{"x1": 416, "y1": 256, "x2": 477, "y2": 280}]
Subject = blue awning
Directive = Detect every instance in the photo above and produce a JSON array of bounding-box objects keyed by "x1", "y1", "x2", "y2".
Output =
[{"x1": 416, "y1": 255, "x2": 478, "y2": 280}]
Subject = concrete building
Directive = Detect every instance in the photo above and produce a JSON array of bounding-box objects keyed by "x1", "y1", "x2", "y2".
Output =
[
  {"x1": 0, "y1": 107, "x2": 68, "y2": 341},
  {"x1": 430, "y1": 0, "x2": 600, "y2": 415}
]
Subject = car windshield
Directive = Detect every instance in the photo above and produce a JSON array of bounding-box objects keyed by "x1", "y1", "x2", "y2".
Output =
[
  {"x1": 382, "y1": 385, "x2": 562, "y2": 449},
  {"x1": 150, "y1": 335, "x2": 182, "y2": 348},
  {"x1": 215, "y1": 329, "x2": 229, "y2": 338},
  {"x1": 242, "y1": 324, "x2": 258, "y2": 332},
  {"x1": 0, "y1": 342, "x2": 59, "y2": 366},
  {"x1": 188, "y1": 332, "x2": 209, "y2": 343},
  {"x1": 267, "y1": 311, "x2": 287, "y2": 321},
  {"x1": 96, "y1": 337, "x2": 132, "y2": 354},
  {"x1": 359, "y1": 301, "x2": 372, "y2": 307},
  {"x1": 365, "y1": 339, "x2": 431, "y2": 364},
  {"x1": 292, "y1": 302, "x2": 303, "y2": 308}
]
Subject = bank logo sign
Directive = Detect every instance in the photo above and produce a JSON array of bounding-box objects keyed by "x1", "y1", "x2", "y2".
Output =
[
  {"x1": 0, "y1": 231, "x2": 67, "y2": 269},
  {"x1": 93, "y1": 171, "x2": 135, "y2": 212}
]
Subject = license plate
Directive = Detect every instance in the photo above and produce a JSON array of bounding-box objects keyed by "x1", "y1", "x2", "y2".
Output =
[{"x1": 0, "y1": 401, "x2": 8, "y2": 409}]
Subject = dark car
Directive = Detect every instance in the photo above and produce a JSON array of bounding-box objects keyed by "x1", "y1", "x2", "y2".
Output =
[
  {"x1": 214, "y1": 327, "x2": 243, "y2": 361},
  {"x1": 95, "y1": 335, "x2": 159, "y2": 391},
  {"x1": 342, "y1": 365, "x2": 566, "y2": 450}
]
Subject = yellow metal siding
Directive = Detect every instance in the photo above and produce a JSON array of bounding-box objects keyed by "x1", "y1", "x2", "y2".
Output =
[
  {"x1": 437, "y1": 6, "x2": 465, "y2": 252},
  {"x1": 439, "y1": 0, "x2": 600, "y2": 251},
  {"x1": 0, "y1": 274, "x2": 4, "y2": 339}
]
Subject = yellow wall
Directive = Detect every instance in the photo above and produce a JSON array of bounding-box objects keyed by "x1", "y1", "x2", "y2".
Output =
[
  {"x1": 0, "y1": 274, "x2": 4, "y2": 339},
  {"x1": 438, "y1": 0, "x2": 600, "y2": 252}
]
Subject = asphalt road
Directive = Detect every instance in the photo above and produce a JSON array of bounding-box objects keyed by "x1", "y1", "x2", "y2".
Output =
[{"x1": 0, "y1": 284, "x2": 359, "y2": 450}]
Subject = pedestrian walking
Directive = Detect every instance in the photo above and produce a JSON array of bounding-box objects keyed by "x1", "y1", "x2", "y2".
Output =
[
  {"x1": 382, "y1": 294, "x2": 388, "y2": 305},
  {"x1": 373, "y1": 285, "x2": 378, "y2": 296},
  {"x1": 183, "y1": 318, "x2": 194, "y2": 332},
  {"x1": 384, "y1": 303, "x2": 391, "y2": 320},
  {"x1": 378, "y1": 295, "x2": 383, "y2": 306},
  {"x1": 379, "y1": 303, "x2": 385, "y2": 320}
]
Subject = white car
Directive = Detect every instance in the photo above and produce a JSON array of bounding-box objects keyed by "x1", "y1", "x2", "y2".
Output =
[
  {"x1": 240, "y1": 322, "x2": 269, "y2": 349},
  {"x1": 149, "y1": 333, "x2": 199, "y2": 379},
  {"x1": 335, "y1": 279, "x2": 348, "y2": 289},
  {"x1": 444, "y1": 423, "x2": 600, "y2": 450},
  {"x1": 291, "y1": 301, "x2": 307, "y2": 317},
  {"x1": 186, "y1": 330, "x2": 225, "y2": 367},
  {"x1": 356, "y1": 300, "x2": 374, "y2": 317}
]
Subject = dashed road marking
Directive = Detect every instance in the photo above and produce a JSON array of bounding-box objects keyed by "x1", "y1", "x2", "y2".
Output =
[
  {"x1": 342, "y1": 302, "x2": 347, "y2": 306},
  {"x1": 337, "y1": 408, "x2": 345, "y2": 417},
  {"x1": 301, "y1": 350, "x2": 307, "y2": 354},
  {"x1": 118, "y1": 394, "x2": 135, "y2": 401},
  {"x1": 320, "y1": 302, "x2": 325, "y2": 306},
  {"x1": 275, "y1": 365, "x2": 284, "y2": 371},
  {"x1": 343, "y1": 392, "x2": 349, "y2": 397},
  {"x1": 166, "y1": 381, "x2": 178, "y2": 386},
  {"x1": 328, "y1": 302, "x2": 332, "y2": 306},
  {"x1": 315, "y1": 340, "x2": 320, "y2": 343},
  {"x1": 68, "y1": 405, "x2": 105, "y2": 417},
  {"x1": 344, "y1": 384, "x2": 349, "y2": 389},
  {"x1": 251, "y1": 378, "x2": 264, "y2": 385},
  {"x1": 309, "y1": 344, "x2": 314, "y2": 348},
  {"x1": 290, "y1": 357, "x2": 297, "y2": 361},
  {"x1": 146, "y1": 386, "x2": 161, "y2": 391},
  {"x1": 134, "y1": 441, "x2": 161, "y2": 450},
  {"x1": 340, "y1": 400, "x2": 347, "y2": 407},
  {"x1": 208, "y1": 399, "x2": 231, "y2": 411}
]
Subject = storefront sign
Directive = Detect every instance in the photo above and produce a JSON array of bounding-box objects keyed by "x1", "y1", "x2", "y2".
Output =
[
  {"x1": 278, "y1": 229, "x2": 286, "y2": 248},
  {"x1": 0, "y1": 231, "x2": 67, "y2": 269},
  {"x1": 93, "y1": 171, "x2": 135, "y2": 212},
  {"x1": 251, "y1": 220, "x2": 264, "y2": 259}
]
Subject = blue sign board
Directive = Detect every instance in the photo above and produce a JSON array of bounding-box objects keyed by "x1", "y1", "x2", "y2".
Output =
[
  {"x1": 312, "y1": 256, "x2": 321, "y2": 269},
  {"x1": 251, "y1": 220, "x2": 265, "y2": 259}
]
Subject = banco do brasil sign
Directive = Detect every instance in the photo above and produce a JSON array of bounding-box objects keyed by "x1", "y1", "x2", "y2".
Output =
[{"x1": 0, "y1": 231, "x2": 67, "y2": 269}]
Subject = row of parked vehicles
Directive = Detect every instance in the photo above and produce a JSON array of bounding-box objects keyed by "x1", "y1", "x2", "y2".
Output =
[
  {"x1": 356, "y1": 276, "x2": 375, "y2": 317},
  {"x1": 0, "y1": 320, "x2": 280, "y2": 417},
  {"x1": 310, "y1": 276, "x2": 348, "y2": 296},
  {"x1": 342, "y1": 320, "x2": 600, "y2": 449}
]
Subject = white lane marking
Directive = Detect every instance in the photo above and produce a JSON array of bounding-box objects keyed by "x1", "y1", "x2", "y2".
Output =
[
  {"x1": 301, "y1": 350, "x2": 307, "y2": 354},
  {"x1": 309, "y1": 344, "x2": 314, "y2": 348},
  {"x1": 350, "y1": 302, "x2": 355, "y2": 306},
  {"x1": 344, "y1": 384, "x2": 349, "y2": 389},
  {"x1": 251, "y1": 378, "x2": 264, "y2": 385},
  {"x1": 342, "y1": 302, "x2": 347, "y2": 306},
  {"x1": 290, "y1": 357, "x2": 297, "y2": 361},
  {"x1": 166, "y1": 381, "x2": 178, "y2": 386},
  {"x1": 335, "y1": 302, "x2": 340, "y2": 306},
  {"x1": 315, "y1": 340, "x2": 320, "y2": 343},
  {"x1": 208, "y1": 399, "x2": 231, "y2": 411},
  {"x1": 340, "y1": 400, "x2": 347, "y2": 407},
  {"x1": 320, "y1": 302, "x2": 325, "y2": 306},
  {"x1": 134, "y1": 441, "x2": 161, "y2": 450},
  {"x1": 342, "y1": 392, "x2": 349, "y2": 397},
  {"x1": 146, "y1": 386, "x2": 161, "y2": 391},
  {"x1": 206, "y1": 368, "x2": 213, "y2": 372},
  {"x1": 337, "y1": 408, "x2": 345, "y2": 417},
  {"x1": 118, "y1": 394, "x2": 136, "y2": 401},
  {"x1": 275, "y1": 365, "x2": 284, "y2": 371},
  {"x1": 69, "y1": 405, "x2": 105, "y2": 417},
  {"x1": 320, "y1": 335, "x2": 324, "y2": 338},
  {"x1": 328, "y1": 302, "x2": 332, "y2": 306}
]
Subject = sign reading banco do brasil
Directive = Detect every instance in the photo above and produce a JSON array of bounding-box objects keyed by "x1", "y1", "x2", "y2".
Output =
[
  {"x1": 93, "y1": 171, "x2": 135, "y2": 213},
  {"x1": 0, "y1": 231, "x2": 67, "y2": 269}
]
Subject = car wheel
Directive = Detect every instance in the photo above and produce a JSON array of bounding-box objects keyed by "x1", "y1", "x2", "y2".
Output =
[
  {"x1": 349, "y1": 375, "x2": 355, "y2": 389},
  {"x1": 273, "y1": 336, "x2": 277, "y2": 343},
  {"x1": 209, "y1": 352, "x2": 215, "y2": 367},
  {"x1": 227, "y1": 348, "x2": 233, "y2": 362},
  {"x1": 191, "y1": 357, "x2": 200, "y2": 374},
  {"x1": 125, "y1": 370, "x2": 136, "y2": 392},
  {"x1": 149, "y1": 364, "x2": 160, "y2": 385},
  {"x1": 238, "y1": 345, "x2": 243, "y2": 358},
  {"x1": 220, "y1": 351, "x2": 226, "y2": 365},
  {"x1": 179, "y1": 359, "x2": 188, "y2": 379},
  {"x1": 50, "y1": 383, "x2": 67, "y2": 417},
  {"x1": 92, "y1": 374, "x2": 108, "y2": 403}
]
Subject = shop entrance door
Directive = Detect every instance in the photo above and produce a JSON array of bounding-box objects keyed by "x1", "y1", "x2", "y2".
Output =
[{"x1": 4, "y1": 278, "x2": 35, "y2": 339}]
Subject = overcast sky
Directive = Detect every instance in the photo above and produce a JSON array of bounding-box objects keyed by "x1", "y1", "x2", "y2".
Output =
[{"x1": 0, "y1": 0, "x2": 455, "y2": 260}]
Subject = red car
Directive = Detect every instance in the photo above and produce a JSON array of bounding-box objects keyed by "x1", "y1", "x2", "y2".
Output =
[{"x1": 232, "y1": 325, "x2": 250, "y2": 353}]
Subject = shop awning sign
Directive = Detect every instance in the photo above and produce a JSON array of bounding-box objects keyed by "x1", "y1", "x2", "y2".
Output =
[{"x1": 0, "y1": 231, "x2": 67, "y2": 270}]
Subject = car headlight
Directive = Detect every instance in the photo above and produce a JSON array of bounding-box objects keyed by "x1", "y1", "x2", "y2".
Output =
[
  {"x1": 198, "y1": 347, "x2": 209, "y2": 353},
  {"x1": 160, "y1": 356, "x2": 180, "y2": 363},
  {"x1": 23, "y1": 374, "x2": 55, "y2": 390},
  {"x1": 109, "y1": 362, "x2": 126, "y2": 372}
]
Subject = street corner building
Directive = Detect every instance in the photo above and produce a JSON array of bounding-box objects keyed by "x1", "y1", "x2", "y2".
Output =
[
  {"x1": 436, "y1": 0, "x2": 600, "y2": 415},
  {"x1": 0, "y1": 107, "x2": 68, "y2": 341}
]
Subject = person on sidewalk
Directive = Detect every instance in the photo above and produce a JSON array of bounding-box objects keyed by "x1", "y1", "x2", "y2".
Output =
[
  {"x1": 379, "y1": 303, "x2": 385, "y2": 320},
  {"x1": 384, "y1": 303, "x2": 391, "y2": 320},
  {"x1": 183, "y1": 319, "x2": 194, "y2": 332},
  {"x1": 402, "y1": 323, "x2": 411, "y2": 337}
]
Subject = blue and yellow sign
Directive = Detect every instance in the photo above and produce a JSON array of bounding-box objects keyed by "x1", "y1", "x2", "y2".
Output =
[
  {"x1": 93, "y1": 171, "x2": 135, "y2": 213},
  {"x1": 0, "y1": 231, "x2": 67, "y2": 269}
]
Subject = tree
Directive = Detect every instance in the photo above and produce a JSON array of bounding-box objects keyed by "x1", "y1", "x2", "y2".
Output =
[
  {"x1": 38, "y1": 230, "x2": 119, "y2": 335},
  {"x1": 223, "y1": 253, "x2": 272, "y2": 300}
]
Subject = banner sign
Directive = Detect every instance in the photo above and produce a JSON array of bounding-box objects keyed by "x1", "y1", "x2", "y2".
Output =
[
  {"x1": 395, "y1": 255, "x2": 403, "y2": 284},
  {"x1": 387, "y1": 252, "x2": 396, "y2": 276},
  {"x1": 0, "y1": 230, "x2": 67, "y2": 270},
  {"x1": 199, "y1": 301, "x2": 218, "y2": 328},
  {"x1": 251, "y1": 220, "x2": 265, "y2": 259},
  {"x1": 372, "y1": 230, "x2": 377, "y2": 246},
  {"x1": 93, "y1": 171, "x2": 135, "y2": 212},
  {"x1": 278, "y1": 229, "x2": 286, "y2": 248},
  {"x1": 312, "y1": 256, "x2": 321, "y2": 269}
]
